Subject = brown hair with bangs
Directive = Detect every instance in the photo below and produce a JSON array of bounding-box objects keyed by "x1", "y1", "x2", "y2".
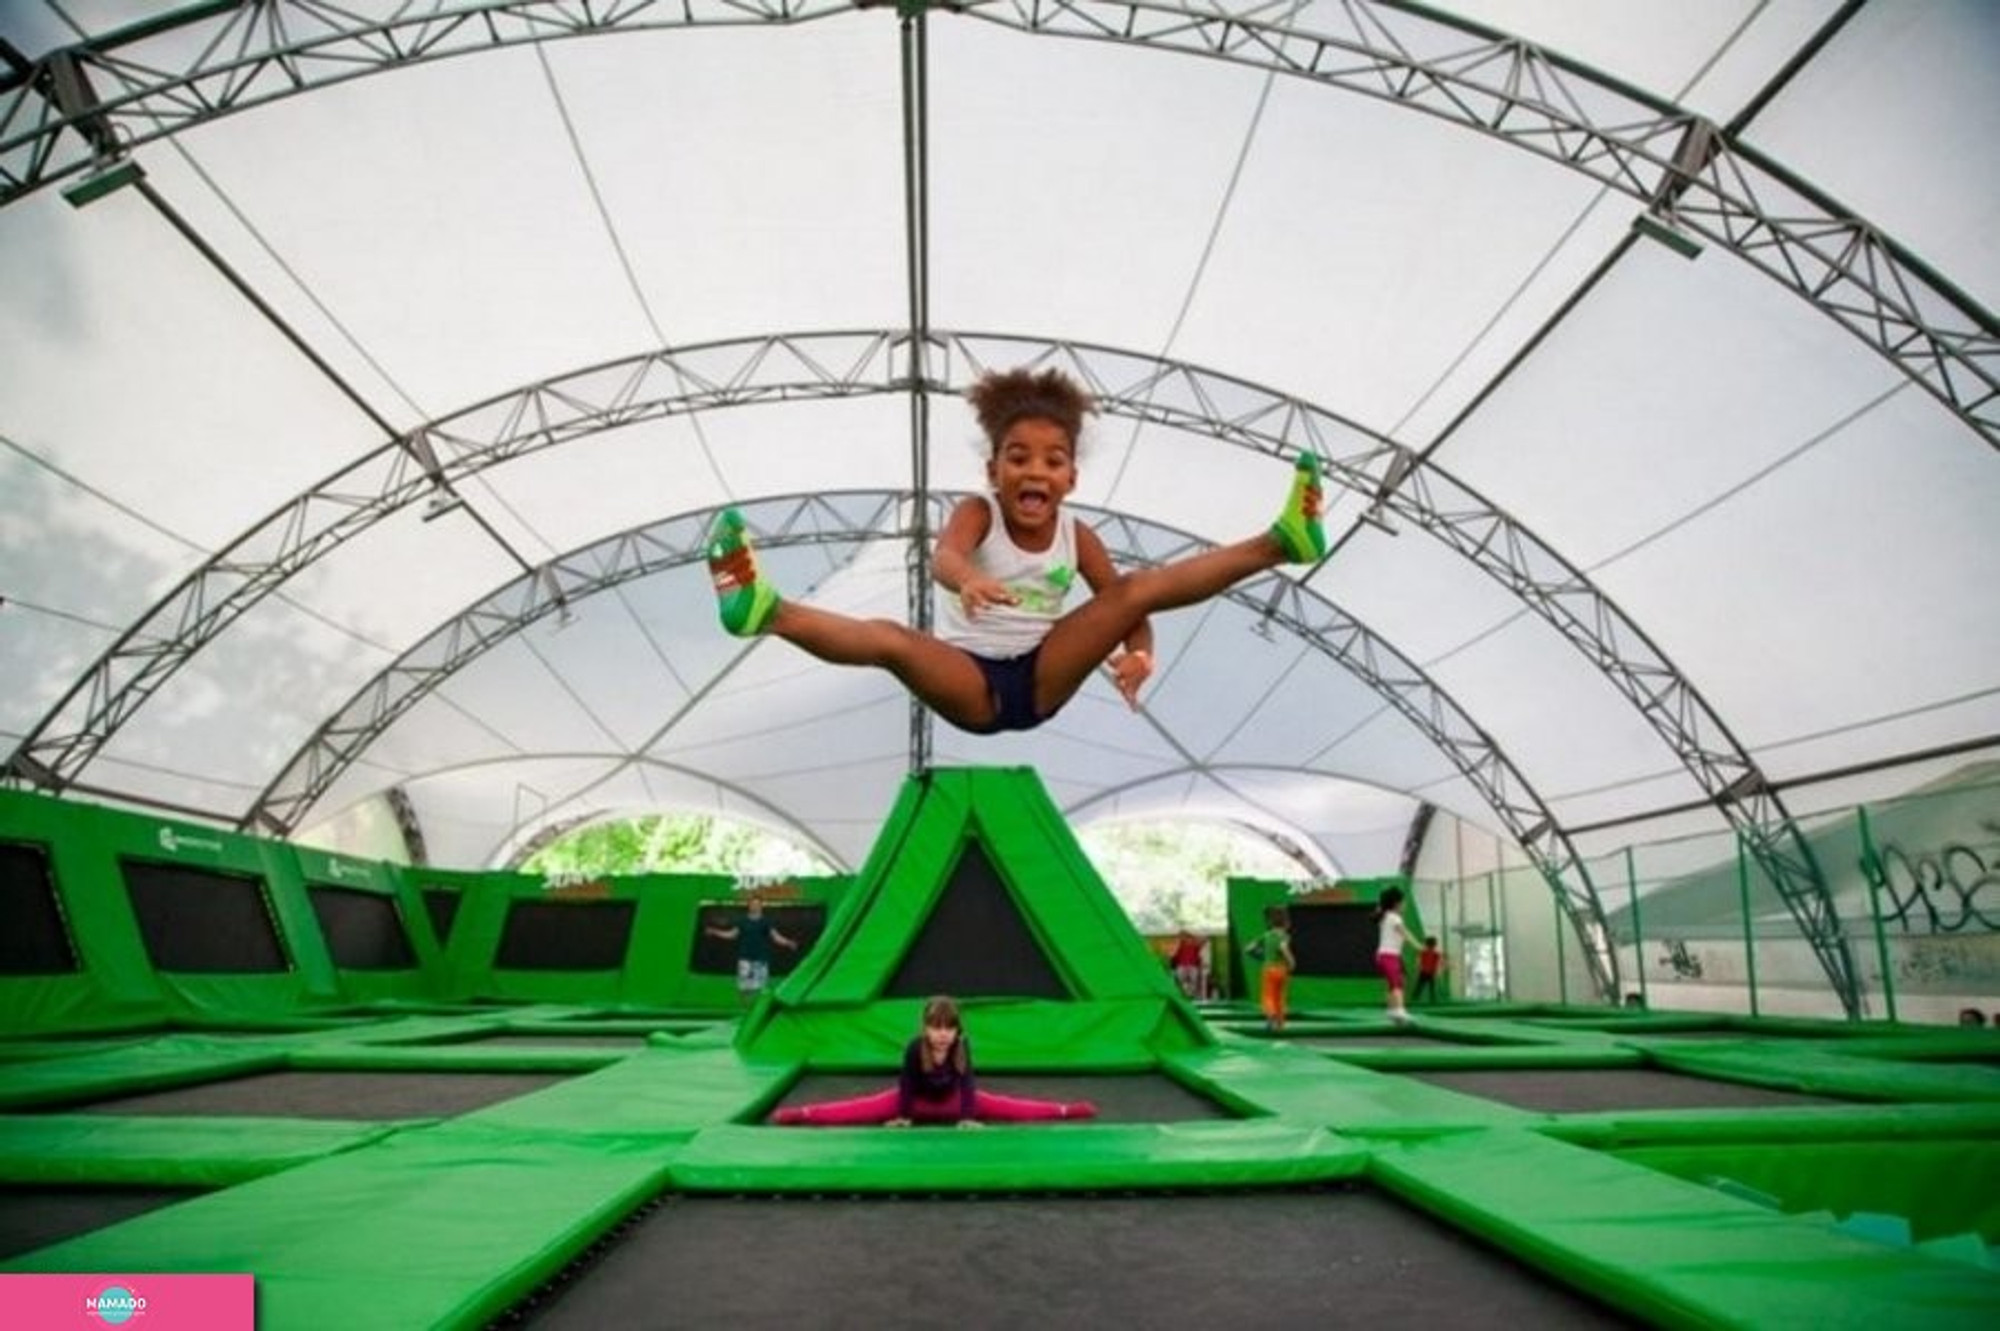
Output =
[{"x1": 919, "y1": 994, "x2": 969, "y2": 1075}]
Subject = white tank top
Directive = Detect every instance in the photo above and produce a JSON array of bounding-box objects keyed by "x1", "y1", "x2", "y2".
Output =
[
  {"x1": 937, "y1": 495, "x2": 1079, "y2": 660},
  {"x1": 1377, "y1": 910, "x2": 1412, "y2": 957}
]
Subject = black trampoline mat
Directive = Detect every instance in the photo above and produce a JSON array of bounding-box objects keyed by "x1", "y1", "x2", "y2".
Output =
[
  {"x1": 1601, "y1": 1028, "x2": 1819, "y2": 1041},
  {"x1": 513, "y1": 1189, "x2": 1640, "y2": 1329},
  {"x1": 1297, "y1": 1030, "x2": 1455, "y2": 1046},
  {"x1": 1409, "y1": 1067, "x2": 1844, "y2": 1112},
  {"x1": 71, "y1": 1069, "x2": 568, "y2": 1120},
  {"x1": 0, "y1": 1185, "x2": 205, "y2": 1260},
  {"x1": 467, "y1": 1034, "x2": 647, "y2": 1048},
  {"x1": 358, "y1": 998, "x2": 518, "y2": 1010},
  {"x1": 165, "y1": 1023, "x2": 363, "y2": 1034},
  {"x1": 0, "y1": 1040, "x2": 138, "y2": 1061},
  {"x1": 775, "y1": 1072, "x2": 1234, "y2": 1122}
]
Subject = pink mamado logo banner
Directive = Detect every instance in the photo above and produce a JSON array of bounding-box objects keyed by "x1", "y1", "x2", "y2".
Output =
[{"x1": 0, "y1": 1274, "x2": 252, "y2": 1328}]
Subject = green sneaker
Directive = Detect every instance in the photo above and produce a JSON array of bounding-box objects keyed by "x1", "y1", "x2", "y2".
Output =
[
  {"x1": 707, "y1": 508, "x2": 780, "y2": 636},
  {"x1": 1269, "y1": 453, "x2": 1326, "y2": 562}
]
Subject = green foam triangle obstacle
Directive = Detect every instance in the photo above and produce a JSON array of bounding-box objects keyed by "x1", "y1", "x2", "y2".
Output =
[{"x1": 737, "y1": 767, "x2": 1209, "y2": 1068}]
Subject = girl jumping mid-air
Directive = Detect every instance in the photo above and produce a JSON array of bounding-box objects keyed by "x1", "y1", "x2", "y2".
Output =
[
  {"x1": 706, "y1": 367, "x2": 1326, "y2": 733},
  {"x1": 770, "y1": 995, "x2": 1095, "y2": 1126}
]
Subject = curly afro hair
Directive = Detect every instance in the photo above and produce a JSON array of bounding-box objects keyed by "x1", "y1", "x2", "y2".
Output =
[{"x1": 964, "y1": 367, "x2": 1098, "y2": 455}]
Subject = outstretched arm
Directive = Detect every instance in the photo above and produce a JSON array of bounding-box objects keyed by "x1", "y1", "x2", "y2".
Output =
[
  {"x1": 933, "y1": 497, "x2": 1013, "y2": 616},
  {"x1": 1078, "y1": 524, "x2": 1153, "y2": 708}
]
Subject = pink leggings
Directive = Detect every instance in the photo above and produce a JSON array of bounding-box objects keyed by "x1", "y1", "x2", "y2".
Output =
[{"x1": 771, "y1": 1087, "x2": 1096, "y2": 1125}]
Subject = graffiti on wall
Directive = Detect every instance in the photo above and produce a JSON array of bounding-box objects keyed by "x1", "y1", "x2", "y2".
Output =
[
  {"x1": 1658, "y1": 938, "x2": 1704, "y2": 979},
  {"x1": 1862, "y1": 819, "x2": 2000, "y2": 936}
]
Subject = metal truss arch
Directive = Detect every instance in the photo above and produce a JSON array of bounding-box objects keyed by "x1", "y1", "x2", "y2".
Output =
[
  {"x1": 7, "y1": 330, "x2": 917, "y2": 796},
  {"x1": 4, "y1": 327, "x2": 1859, "y2": 1010},
  {"x1": 3, "y1": 2, "x2": 1989, "y2": 447},
  {"x1": 244, "y1": 488, "x2": 905, "y2": 849},
  {"x1": 481, "y1": 752, "x2": 856, "y2": 874},
  {"x1": 959, "y1": 0, "x2": 1997, "y2": 449},
  {"x1": 246, "y1": 489, "x2": 1621, "y2": 998},
  {"x1": 1, "y1": 0, "x2": 845, "y2": 206},
  {"x1": 1061, "y1": 762, "x2": 1424, "y2": 879},
  {"x1": 1070, "y1": 347, "x2": 1865, "y2": 1014}
]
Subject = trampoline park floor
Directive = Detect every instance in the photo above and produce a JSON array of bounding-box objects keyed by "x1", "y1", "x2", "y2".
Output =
[{"x1": 3, "y1": 1005, "x2": 1998, "y2": 1329}]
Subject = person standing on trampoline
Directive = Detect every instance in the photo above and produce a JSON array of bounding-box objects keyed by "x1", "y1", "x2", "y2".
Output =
[
  {"x1": 1374, "y1": 888, "x2": 1419, "y2": 1023},
  {"x1": 1248, "y1": 906, "x2": 1295, "y2": 1033},
  {"x1": 1412, "y1": 934, "x2": 1445, "y2": 1005},
  {"x1": 770, "y1": 995, "x2": 1097, "y2": 1126},
  {"x1": 1170, "y1": 929, "x2": 1206, "y2": 1000},
  {"x1": 704, "y1": 897, "x2": 798, "y2": 1010},
  {"x1": 704, "y1": 366, "x2": 1326, "y2": 733}
]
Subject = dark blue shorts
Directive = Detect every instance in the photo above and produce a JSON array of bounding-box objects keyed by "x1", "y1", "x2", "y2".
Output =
[{"x1": 958, "y1": 648, "x2": 1046, "y2": 735}]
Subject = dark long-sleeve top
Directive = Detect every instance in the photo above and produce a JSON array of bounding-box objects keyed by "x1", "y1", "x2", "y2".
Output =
[{"x1": 898, "y1": 1035, "x2": 976, "y2": 1120}]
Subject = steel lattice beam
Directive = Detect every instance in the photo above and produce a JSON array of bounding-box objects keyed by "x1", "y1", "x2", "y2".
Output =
[
  {"x1": 2, "y1": 1, "x2": 1989, "y2": 447},
  {"x1": 962, "y1": 0, "x2": 1997, "y2": 449},
  {"x1": 1057, "y1": 344, "x2": 1864, "y2": 1014},
  {"x1": 244, "y1": 489, "x2": 1621, "y2": 998},
  {"x1": 4, "y1": 329, "x2": 1861, "y2": 1010}
]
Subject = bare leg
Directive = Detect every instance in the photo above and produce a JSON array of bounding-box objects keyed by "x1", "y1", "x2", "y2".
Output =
[
  {"x1": 1034, "y1": 453, "x2": 1324, "y2": 718},
  {"x1": 765, "y1": 601, "x2": 994, "y2": 731},
  {"x1": 1033, "y1": 533, "x2": 1285, "y2": 716},
  {"x1": 709, "y1": 510, "x2": 994, "y2": 730}
]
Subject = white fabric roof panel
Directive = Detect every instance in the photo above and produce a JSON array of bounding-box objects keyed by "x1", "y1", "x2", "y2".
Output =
[
  {"x1": 1, "y1": 4, "x2": 1992, "y2": 991},
  {"x1": 1747, "y1": 0, "x2": 2000, "y2": 306},
  {"x1": 1435, "y1": 2, "x2": 1837, "y2": 118},
  {"x1": 0, "y1": 189, "x2": 381, "y2": 539},
  {"x1": 1172, "y1": 83, "x2": 1627, "y2": 439},
  {"x1": 926, "y1": 25, "x2": 1268, "y2": 362}
]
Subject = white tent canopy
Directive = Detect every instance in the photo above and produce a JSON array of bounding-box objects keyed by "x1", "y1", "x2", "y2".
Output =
[{"x1": 3, "y1": 2, "x2": 1995, "y2": 1012}]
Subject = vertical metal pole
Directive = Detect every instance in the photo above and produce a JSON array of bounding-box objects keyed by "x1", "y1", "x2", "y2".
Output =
[
  {"x1": 1553, "y1": 886, "x2": 1568, "y2": 1005},
  {"x1": 1858, "y1": 805, "x2": 1897, "y2": 1024},
  {"x1": 1452, "y1": 880, "x2": 1463, "y2": 1001},
  {"x1": 1625, "y1": 846, "x2": 1648, "y2": 1010},
  {"x1": 1451, "y1": 817, "x2": 1463, "y2": 1001},
  {"x1": 1486, "y1": 870, "x2": 1500, "y2": 1002},
  {"x1": 1448, "y1": 879, "x2": 1464, "y2": 995},
  {"x1": 1736, "y1": 832, "x2": 1760, "y2": 1018},
  {"x1": 898, "y1": 2, "x2": 934, "y2": 775}
]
